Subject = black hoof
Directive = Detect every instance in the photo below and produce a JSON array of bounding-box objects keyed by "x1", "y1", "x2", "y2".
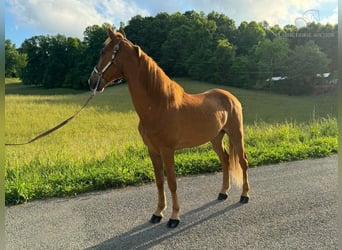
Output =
[
  {"x1": 217, "y1": 193, "x2": 228, "y2": 200},
  {"x1": 150, "y1": 214, "x2": 163, "y2": 224},
  {"x1": 167, "y1": 219, "x2": 180, "y2": 228},
  {"x1": 240, "y1": 196, "x2": 249, "y2": 204}
]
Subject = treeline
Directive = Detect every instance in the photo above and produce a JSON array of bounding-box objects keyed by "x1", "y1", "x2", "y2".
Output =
[
  {"x1": 6, "y1": 25, "x2": 110, "y2": 89},
  {"x1": 5, "y1": 11, "x2": 337, "y2": 94}
]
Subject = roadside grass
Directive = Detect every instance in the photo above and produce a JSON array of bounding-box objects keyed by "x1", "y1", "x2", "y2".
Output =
[{"x1": 5, "y1": 78, "x2": 337, "y2": 205}]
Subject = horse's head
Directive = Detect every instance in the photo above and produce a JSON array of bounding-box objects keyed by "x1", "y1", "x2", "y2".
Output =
[{"x1": 88, "y1": 28, "x2": 127, "y2": 94}]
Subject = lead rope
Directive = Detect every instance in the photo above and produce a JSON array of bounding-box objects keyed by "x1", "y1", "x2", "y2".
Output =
[{"x1": 5, "y1": 93, "x2": 95, "y2": 146}]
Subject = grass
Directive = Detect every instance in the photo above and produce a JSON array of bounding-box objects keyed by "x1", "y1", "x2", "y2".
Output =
[{"x1": 5, "y1": 78, "x2": 338, "y2": 205}]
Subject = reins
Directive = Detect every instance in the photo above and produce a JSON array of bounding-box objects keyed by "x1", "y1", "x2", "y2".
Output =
[
  {"x1": 6, "y1": 37, "x2": 127, "y2": 147},
  {"x1": 5, "y1": 93, "x2": 95, "y2": 146}
]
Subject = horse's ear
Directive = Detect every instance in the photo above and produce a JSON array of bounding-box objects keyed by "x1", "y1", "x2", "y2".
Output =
[
  {"x1": 134, "y1": 45, "x2": 141, "y2": 58},
  {"x1": 118, "y1": 28, "x2": 126, "y2": 38},
  {"x1": 107, "y1": 28, "x2": 116, "y2": 40}
]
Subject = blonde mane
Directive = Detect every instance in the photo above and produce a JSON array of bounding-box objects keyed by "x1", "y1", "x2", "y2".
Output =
[
  {"x1": 104, "y1": 37, "x2": 112, "y2": 45},
  {"x1": 104, "y1": 34, "x2": 184, "y2": 109},
  {"x1": 138, "y1": 50, "x2": 184, "y2": 109}
]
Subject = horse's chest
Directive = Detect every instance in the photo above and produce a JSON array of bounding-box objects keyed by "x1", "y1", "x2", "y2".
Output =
[{"x1": 138, "y1": 121, "x2": 171, "y2": 150}]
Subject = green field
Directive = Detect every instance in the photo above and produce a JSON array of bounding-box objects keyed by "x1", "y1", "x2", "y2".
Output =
[{"x1": 5, "y1": 78, "x2": 337, "y2": 205}]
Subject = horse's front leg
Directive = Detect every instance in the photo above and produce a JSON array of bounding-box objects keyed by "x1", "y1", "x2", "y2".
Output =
[
  {"x1": 149, "y1": 150, "x2": 167, "y2": 224},
  {"x1": 160, "y1": 148, "x2": 180, "y2": 228}
]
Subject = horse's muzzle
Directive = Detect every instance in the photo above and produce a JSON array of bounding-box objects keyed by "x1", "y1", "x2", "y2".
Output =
[{"x1": 88, "y1": 73, "x2": 107, "y2": 93}]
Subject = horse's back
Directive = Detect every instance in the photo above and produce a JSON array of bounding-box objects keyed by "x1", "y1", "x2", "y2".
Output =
[{"x1": 185, "y1": 88, "x2": 242, "y2": 112}]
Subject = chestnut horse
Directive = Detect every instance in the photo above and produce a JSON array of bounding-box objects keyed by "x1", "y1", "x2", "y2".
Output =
[{"x1": 88, "y1": 29, "x2": 250, "y2": 228}]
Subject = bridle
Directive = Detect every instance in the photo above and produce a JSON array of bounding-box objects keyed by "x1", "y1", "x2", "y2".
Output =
[{"x1": 91, "y1": 39, "x2": 123, "y2": 95}]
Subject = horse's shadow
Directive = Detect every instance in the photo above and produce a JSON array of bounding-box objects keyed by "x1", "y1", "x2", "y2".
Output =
[{"x1": 87, "y1": 200, "x2": 243, "y2": 250}]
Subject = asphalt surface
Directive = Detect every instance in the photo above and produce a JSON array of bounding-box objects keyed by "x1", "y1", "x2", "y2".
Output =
[{"x1": 6, "y1": 155, "x2": 338, "y2": 249}]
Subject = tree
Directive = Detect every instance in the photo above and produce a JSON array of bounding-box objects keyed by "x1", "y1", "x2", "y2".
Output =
[
  {"x1": 83, "y1": 23, "x2": 113, "y2": 64},
  {"x1": 125, "y1": 13, "x2": 171, "y2": 63},
  {"x1": 208, "y1": 38, "x2": 236, "y2": 85},
  {"x1": 20, "y1": 36, "x2": 49, "y2": 85},
  {"x1": 42, "y1": 35, "x2": 71, "y2": 88},
  {"x1": 310, "y1": 23, "x2": 337, "y2": 72},
  {"x1": 160, "y1": 24, "x2": 193, "y2": 76},
  {"x1": 236, "y1": 21, "x2": 266, "y2": 55},
  {"x1": 20, "y1": 35, "x2": 83, "y2": 88},
  {"x1": 63, "y1": 37, "x2": 84, "y2": 89},
  {"x1": 207, "y1": 11, "x2": 236, "y2": 41},
  {"x1": 5, "y1": 40, "x2": 18, "y2": 77},
  {"x1": 5, "y1": 40, "x2": 26, "y2": 77},
  {"x1": 254, "y1": 37, "x2": 289, "y2": 85},
  {"x1": 71, "y1": 23, "x2": 113, "y2": 89},
  {"x1": 185, "y1": 16, "x2": 218, "y2": 80},
  {"x1": 230, "y1": 55, "x2": 257, "y2": 88},
  {"x1": 284, "y1": 41, "x2": 330, "y2": 95},
  {"x1": 19, "y1": 23, "x2": 111, "y2": 89}
]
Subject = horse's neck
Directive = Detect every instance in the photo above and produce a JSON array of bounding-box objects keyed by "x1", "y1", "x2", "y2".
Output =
[{"x1": 125, "y1": 52, "x2": 184, "y2": 122}]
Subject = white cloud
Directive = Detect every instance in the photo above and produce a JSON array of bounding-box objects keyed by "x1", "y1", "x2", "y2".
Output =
[
  {"x1": 93, "y1": 0, "x2": 150, "y2": 24},
  {"x1": 6, "y1": 0, "x2": 337, "y2": 41},
  {"x1": 183, "y1": 0, "x2": 337, "y2": 26},
  {"x1": 130, "y1": 1, "x2": 188, "y2": 15},
  {"x1": 6, "y1": 0, "x2": 149, "y2": 39}
]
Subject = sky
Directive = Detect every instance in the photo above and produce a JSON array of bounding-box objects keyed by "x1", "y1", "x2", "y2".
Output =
[{"x1": 5, "y1": 0, "x2": 338, "y2": 47}]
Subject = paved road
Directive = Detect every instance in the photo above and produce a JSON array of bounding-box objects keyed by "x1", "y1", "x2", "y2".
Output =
[{"x1": 6, "y1": 155, "x2": 337, "y2": 249}]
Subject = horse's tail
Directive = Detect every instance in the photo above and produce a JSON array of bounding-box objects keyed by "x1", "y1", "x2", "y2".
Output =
[
  {"x1": 228, "y1": 139, "x2": 243, "y2": 188},
  {"x1": 227, "y1": 100, "x2": 245, "y2": 188}
]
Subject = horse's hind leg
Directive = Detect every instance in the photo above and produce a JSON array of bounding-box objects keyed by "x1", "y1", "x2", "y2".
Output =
[
  {"x1": 211, "y1": 131, "x2": 230, "y2": 200},
  {"x1": 240, "y1": 152, "x2": 250, "y2": 203},
  {"x1": 225, "y1": 107, "x2": 250, "y2": 203},
  {"x1": 236, "y1": 141, "x2": 250, "y2": 203},
  {"x1": 228, "y1": 130, "x2": 250, "y2": 204}
]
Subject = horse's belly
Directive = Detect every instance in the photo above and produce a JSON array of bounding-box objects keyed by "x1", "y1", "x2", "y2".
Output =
[
  {"x1": 174, "y1": 137, "x2": 212, "y2": 149},
  {"x1": 138, "y1": 106, "x2": 228, "y2": 151},
  {"x1": 174, "y1": 114, "x2": 227, "y2": 149}
]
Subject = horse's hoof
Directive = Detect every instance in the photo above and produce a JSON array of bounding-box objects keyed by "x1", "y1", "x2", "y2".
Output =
[
  {"x1": 240, "y1": 196, "x2": 249, "y2": 204},
  {"x1": 167, "y1": 219, "x2": 180, "y2": 228},
  {"x1": 217, "y1": 193, "x2": 228, "y2": 200},
  {"x1": 150, "y1": 214, "x2": 163, "y2": 224}
]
